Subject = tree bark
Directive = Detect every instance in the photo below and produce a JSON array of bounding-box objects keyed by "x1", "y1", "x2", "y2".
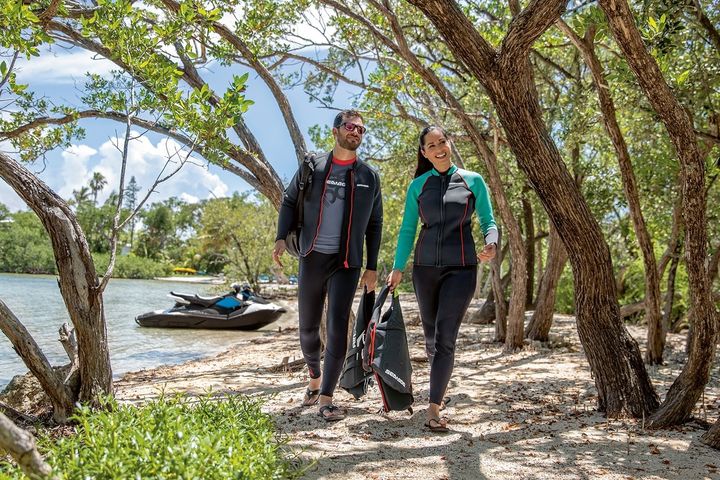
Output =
[
  {"x1": 599, "y1": 0, "x2": 718, "y2": 428},
  {"x1": 493, "y1": 230, "x2": 508, "y2": 343},
  {"x1": 525, "y1": 225, "x2": 568, "y2": 341},
  {"x1": 557, "y1": 20, "x2": 664, "y2": 364},
  {"x1": 408, "y1": 0, "x2": 659, "y2": 417},
  {"x1": 0, "y1": 412, "x2": 57, "y2": 479},
  {"x1": 701, "y1": 417, "x2": 720, "y2": 449},
  {"x1": 663, "y1": 242, "x2": 682, "y2": 334},
  {"x1": 522, "y1": 185, "x2": 535, "y2": 308},
  {"x1": 0, "y1": 152, "x2": 113, "y2": 407}
]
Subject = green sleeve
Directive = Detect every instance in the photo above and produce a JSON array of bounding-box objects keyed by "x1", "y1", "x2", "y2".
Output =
[
  {"x1": 468, "y1": 172, "x2": 498, "y2": 243},
  {"x1": 392, "y1": 178, "x2": 422, "y2": 270}
]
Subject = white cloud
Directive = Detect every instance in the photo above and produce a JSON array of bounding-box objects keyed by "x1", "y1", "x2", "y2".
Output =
[
  {"x1": 1, "y1": 134, "x2": 232, "y2": 212},
  {"x1": 15, "y1": 51, "x2": 116, "y2": 85},
  {"x1": 179, "y1": 192, "x2": 199, "y2": 204},
  {"x1": 57, "y1": 144, "x2": 97, "y2": 200},
  {"x1": 73, "y1": 132, "x2": 229, "y2": 206}
]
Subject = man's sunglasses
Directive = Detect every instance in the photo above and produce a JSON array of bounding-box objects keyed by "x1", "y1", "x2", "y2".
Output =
[{"x1": 339, "y1": 122, "x2": 367, "y2": 135}]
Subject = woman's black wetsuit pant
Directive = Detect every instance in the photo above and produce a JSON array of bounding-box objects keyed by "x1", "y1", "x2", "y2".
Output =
[
  {"x1": 412, "y1": 265, "x2": 477, "y2": 405},
  {"x1": 298, "y1": 251, "x2": 361, "y2": 397}
]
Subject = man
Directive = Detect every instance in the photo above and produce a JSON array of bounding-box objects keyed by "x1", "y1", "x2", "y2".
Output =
[{"x1": 273, "y1": 110, "x2": 383, "y2": 421}]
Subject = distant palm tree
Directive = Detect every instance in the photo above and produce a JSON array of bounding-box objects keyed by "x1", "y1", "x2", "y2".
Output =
[
  {"x1": 89, "y1": 171, "x2": 107, "y2": 205},
  {"x1": 72, "y1": 186, "x2": 92, "y2": 206}
]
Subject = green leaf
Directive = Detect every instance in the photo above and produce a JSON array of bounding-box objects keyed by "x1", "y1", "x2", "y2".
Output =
[
  {"x1": 648, "y1": 16, "x2": 657, "y2": 31},
  {"x1": 677, "y1": 69, "x2": 690, "y2": 85}
]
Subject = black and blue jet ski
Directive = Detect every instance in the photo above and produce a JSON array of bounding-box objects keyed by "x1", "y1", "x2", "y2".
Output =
[{"x1": 135, "y1": 283, "x2": 286, "y2": 330}]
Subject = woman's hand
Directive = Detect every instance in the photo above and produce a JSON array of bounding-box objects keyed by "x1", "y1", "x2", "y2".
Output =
[
  {"x1": 386, "y1": 269, "x2": 403, "y2": 291},
  {"x1": 477, "y1": 243, "x2": 497, "y2": 263}
]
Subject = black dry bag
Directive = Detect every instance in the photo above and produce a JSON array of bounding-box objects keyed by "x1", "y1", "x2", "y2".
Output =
[{"x1": 362, "y1": 285, "x2": 414, "y2": 413}]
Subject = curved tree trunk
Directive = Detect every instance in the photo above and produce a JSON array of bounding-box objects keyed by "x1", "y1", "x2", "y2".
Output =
[
  {"x1": 557, "y1": 20, "x2": 664, "y2": 365},
  {"x1": 525, "y1": 225, "x2": 568, "y2": 341},
  {"x1": 0, "y1": 152, "x2": 113, "y2": 408},
  {"x1": 599, "y1": 0, "x2": 718, "y2": 428},
  {"x1": 0, "y1": 412, "x2": 57, "y2": 479},
  {"x1": 408, "y1": 0, "x2": 659, "y2": 417}
]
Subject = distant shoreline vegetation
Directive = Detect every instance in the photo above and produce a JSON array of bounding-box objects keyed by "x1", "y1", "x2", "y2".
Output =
[{"x1": 0, "y1": 253, "x2": 172, "y2": 279}]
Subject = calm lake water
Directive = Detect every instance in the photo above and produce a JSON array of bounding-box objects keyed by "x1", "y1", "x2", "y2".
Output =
[{"x1": 0, "y1": 273, "x2": 295, "y2": 389}]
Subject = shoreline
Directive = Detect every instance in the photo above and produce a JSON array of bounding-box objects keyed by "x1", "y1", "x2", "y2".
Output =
[{"x1": 115, "y1": 294, "x2": 720, "y2": 480}]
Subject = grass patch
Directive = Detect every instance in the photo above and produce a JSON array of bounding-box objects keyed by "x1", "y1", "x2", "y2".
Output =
[{"x1": 1, "y1": 394, "x2": 304, "y2": 479}]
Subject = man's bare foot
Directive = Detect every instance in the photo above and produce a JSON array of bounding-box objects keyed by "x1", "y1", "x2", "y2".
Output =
[{"x1": 302, "y1": 377, "x2": 322, "y2": 406}]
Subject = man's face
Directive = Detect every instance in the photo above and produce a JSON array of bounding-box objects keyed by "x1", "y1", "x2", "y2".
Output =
[{"x1": 333, "y1": 116, "x2": 365, "y2": 151}]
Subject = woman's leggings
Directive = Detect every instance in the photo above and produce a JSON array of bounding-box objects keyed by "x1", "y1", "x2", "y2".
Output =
[
  {"x1": 412, "y1": 265, "x2": 477, "y2": 405},
  {"x1": 298, "y1": 251, "x2": 361, "y2": 396}
]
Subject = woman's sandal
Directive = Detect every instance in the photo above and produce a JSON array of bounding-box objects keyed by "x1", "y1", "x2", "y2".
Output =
[
  {"x1": 302, "y1": 388, "x2": 320, "y2": 406},
  {"x1": 439, "y1": 396, "x2": 452, "y2": 411},
  {"x1": 424, "y1": 417, "x2": 449, "y2": 433},
  {"x1": 318, "y1": 404, "x2": 346, "y2": 422}
]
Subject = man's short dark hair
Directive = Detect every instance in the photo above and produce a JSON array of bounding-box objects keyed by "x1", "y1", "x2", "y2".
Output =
[{"x1": 333, "y1": 109, "x2": 364, "y2": 128}]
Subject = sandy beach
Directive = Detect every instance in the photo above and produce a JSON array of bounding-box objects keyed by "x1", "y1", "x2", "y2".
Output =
[{"x1": 114, "y1": 293, "x2": 720, "y2": 480}]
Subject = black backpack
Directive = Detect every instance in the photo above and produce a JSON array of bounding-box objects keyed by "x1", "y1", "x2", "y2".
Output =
[{"x1": 285, "y1": 152, "x2": 316, "y2": 258}]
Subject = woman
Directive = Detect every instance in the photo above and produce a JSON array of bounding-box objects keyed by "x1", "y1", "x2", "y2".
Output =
[{"x1": 387, "y1": 126, "x2": 497, "y2": 432}]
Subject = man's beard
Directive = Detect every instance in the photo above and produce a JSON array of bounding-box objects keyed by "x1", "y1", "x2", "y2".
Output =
[{"x1": 337, "y1": 135, "x2": 361, "y2": 151}]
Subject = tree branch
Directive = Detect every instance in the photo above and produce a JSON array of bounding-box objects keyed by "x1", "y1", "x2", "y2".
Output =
[
  {"x1": 0, "y1": 299, "x2": 74, "y2": 421},
  {"x1": 689, "y1": 0, "x2": 720, "y2": 53},
  {"x1": 0, "y1": 412, "x2": 57, "y2": 479},
  {"x1": 500, "y1": 0, "x2": 568, "y2": 67}
]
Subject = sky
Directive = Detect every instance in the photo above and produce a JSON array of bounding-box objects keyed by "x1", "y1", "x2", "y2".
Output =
[{"x1": 0, "y1": 20, "x2": 352, "y2": 212}]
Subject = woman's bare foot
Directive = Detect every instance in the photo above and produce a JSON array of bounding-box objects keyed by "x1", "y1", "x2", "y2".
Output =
[{"x1": 425, "y1": 402, "x2": 449, "y2": 432}]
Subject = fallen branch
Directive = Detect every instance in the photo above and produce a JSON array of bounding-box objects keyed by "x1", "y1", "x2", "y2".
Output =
[
  {"x1": 0, "y1": 412, "x2": 57, "y2": 479},
  {"x1": 0, "y1": 401, "x2": 38, "y2": 425}
]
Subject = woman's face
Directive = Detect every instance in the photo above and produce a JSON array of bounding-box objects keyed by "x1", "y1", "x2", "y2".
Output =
[{"x1": 421, "y1": 129, "x2": 452, "y2": 172}]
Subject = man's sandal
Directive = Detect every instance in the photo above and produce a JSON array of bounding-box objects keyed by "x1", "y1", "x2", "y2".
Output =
[
  {"x1": 318, "y1": 404, "x2": 346, "y2": 422},
  {"x1": 424, "y1": 417, "x2": 449, "y2": 433},
  {"x1": 302, "y1": 388, "x2": 320, "y2": 406}
]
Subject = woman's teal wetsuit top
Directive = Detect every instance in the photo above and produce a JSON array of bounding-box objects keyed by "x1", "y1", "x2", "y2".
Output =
[{"x1": 393, "y1": 164, "x2": 498, "y2": 270}]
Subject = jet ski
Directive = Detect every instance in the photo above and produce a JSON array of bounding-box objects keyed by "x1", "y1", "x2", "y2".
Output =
[{"x1": 135, "y1": 283, "x2": 286, "y2": 330}]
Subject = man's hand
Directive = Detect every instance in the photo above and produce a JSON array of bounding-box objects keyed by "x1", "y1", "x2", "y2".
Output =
[
  {"x1": 386, "y1": 269, "x2": 403, "y2": 291},
  {"x1": 272, "y1": 239, "x2": 286, "y2": 268},
  {"x1": 359, "y1": 269, "x2": 377, "y2": 291},
  {"x1": 478, "y1": 243, "x2": 497, "y2": 263}
]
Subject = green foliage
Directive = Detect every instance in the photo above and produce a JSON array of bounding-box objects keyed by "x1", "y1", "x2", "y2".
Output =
[
  {"x1": 0, "y1": 210, "x2": 56, "y2": 274},
  {"x1": 0, "y1": 0, "x2": 53, "y2": 56},
  {"x1": 92, "y1": 253, "x2": 171, "y2": 279},
  {"x1": 192, "y1": 193, "x2": 281, "y2": 286},
  {"x1": 0, "y1": 394, "x2": 304, "y2": 479}
]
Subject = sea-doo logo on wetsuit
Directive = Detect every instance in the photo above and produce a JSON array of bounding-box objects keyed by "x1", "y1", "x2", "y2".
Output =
[
  {"x1": 325, "y1": 177, "x2": 346, "y2": 203},
  {"x1": 384, "y1": 368, "x2": 406, "y2": 388}
]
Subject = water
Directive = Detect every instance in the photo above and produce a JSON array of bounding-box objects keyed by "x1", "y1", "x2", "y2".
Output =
[{"x1": 0, "y1": 273, "x2": 294, "y2": 389}]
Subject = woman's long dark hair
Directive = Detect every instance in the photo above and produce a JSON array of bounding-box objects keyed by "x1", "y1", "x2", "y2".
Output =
[{"x1": 414, "y1": 125, "x2": 448, "y2": 178}]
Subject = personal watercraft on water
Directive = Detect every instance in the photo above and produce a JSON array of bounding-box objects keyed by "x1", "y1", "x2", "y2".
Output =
[{"x1": 135, "y1": 283, "x2": 286, "y2": 330}]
